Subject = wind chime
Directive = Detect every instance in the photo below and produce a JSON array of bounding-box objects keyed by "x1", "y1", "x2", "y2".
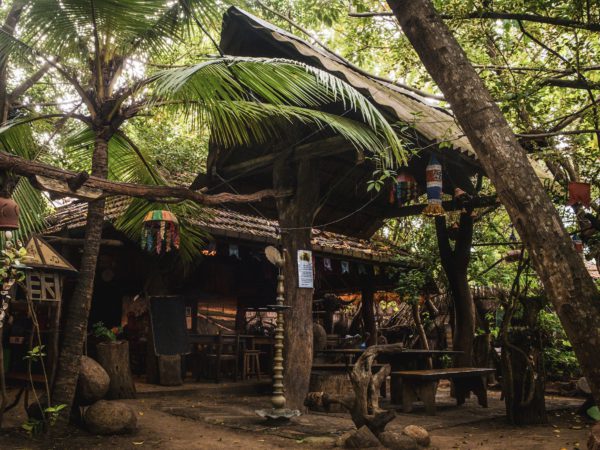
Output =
[
  {"x1": 389, "y1": 169, "x2": 419, "y2": 206},
  {"x1": 422, "y1": 155, "x2": 445, "y2": 216},
  {"x1": 141, "y1": 210, "x2": 180, "y2": 254}
]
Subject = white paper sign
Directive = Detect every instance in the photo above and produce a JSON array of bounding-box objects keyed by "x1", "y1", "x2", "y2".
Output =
[{"x1": 297, "y1": 250, "x2": 314, "y2": 288}]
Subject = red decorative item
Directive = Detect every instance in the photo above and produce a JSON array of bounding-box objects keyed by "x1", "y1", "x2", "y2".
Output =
[
  {"x1": 567, "y1": 182, "x2": 591, "y2": 207},
  {"x1": 0, "y1": 197, "x2": 19, "y2": 230}
]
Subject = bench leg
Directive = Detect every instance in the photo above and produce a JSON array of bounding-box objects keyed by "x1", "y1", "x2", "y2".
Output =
[
  {"x1": 417, "y1": 381, "x2": 438, "y2": 415},
  {"x1": 402, "y1": 380, "x2": 438, "y2": 415},
  {"x1": 473, "y1": 376, "x2": 488, "y2": 408},
  {"x1": 391, "y1": 374, "x2": 403, "y2": 404},
  {"x1": 402, "y1": 382, "x2": 416, "y2": 413},
  {"x1": 454, "y1": 376, "x2": 488, "y2": 408}
]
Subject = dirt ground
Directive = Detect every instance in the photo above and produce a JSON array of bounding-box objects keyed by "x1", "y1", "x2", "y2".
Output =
[{"x1": 0, "y1": 383, "x2": 593, "y2": 450}]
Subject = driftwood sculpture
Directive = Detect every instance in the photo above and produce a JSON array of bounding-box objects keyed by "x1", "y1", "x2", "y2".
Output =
[
  {"x1": 306, "y1": 343, "x2": 431, "y2": 448},
  {"x1": 306, "y1": 344, "x2": 396, "y2": 432}
]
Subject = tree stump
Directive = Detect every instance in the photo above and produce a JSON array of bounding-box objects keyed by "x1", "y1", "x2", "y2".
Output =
[
  {"x1": 96, "y1": 341, "x2": 136, "y2": 399},
  {"x1": 158, "y1": 354, "x2": 182, "y2": 386}
]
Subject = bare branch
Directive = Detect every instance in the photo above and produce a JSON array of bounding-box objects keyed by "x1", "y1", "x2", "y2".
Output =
[
  {"x1": 0, "y1": 150, "x2": 290, "y2": 205},
  {"x1": 349, "y1": 9, "x2": 600, "y2": 32}
]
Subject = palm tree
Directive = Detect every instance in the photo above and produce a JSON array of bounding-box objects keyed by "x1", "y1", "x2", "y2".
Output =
[{"x1": 0, "y1": 0, "x2": 404, "y2": 424}]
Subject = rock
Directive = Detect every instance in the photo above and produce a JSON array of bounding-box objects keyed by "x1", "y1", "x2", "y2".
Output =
[
  {"x1": 313, "y1": 323, "x2": 328, "y2": 352},
  {"x1": 378, "y1": 431, "x2": 418, "y2": 450},
  {"x1": 344, "y1": 425, "x2": 381, "y2": 448},
  {"x1": 77, "y1": 356, "x2": 110, "y2": 406},
  {"x1": 402, "y1": 425, "x2": 431, "y2": 447},
  {"x1": 577, "y1": 377, "x2": 591, "y2": 395},
  {"x1": 84, "y1": 400, "x2": 137, "y2": 435},
  {"x1": 303, "y1": 436, "x2": 336, "y2": 446},
  {"x1": 589, "y1": 423, "x2": 600, "y2": 450},
  {"x1": 335, "y1": 430, "x2": 355, "y2": 447}
]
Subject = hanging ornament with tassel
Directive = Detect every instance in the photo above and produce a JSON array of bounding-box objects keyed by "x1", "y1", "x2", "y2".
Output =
[
  {"x1": 422, "y1": 155, "x2": 445, "y2": 216},
  {"x1": 141, "y1": 210, "x2": 180, "y2": 254},
  {"x1": 389, "y1": 169, "x2": 419, "y2": 206}
]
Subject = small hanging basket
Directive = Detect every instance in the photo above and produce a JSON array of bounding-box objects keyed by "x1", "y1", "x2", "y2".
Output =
[
  {"x1": 141, "y1": 210, "x2": 180, "y2": 254},
  {"x1": 0, "y1": 197, "x2": 19, "y2": 230}
]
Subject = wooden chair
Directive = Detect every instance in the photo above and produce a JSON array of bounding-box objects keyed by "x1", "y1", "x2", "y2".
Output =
[
  {"x1": 242, "y1": 349, "x2": 261, "y2": 380},
  {"x1": 200, "y1": 333, "x2": 240, "y2": 383}
]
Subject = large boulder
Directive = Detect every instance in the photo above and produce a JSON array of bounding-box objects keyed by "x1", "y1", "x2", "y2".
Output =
[
  {"x1": 77, "y1": 356, "x2": 110, "y2": 406},
  {"x1": 402, "y1": 425, "x2": 430, "y2": 447},
  {"x1": 84, "y1": 400, "x2": 137, "y2": 435},
  {"x1": 313, "y1": 322, "x2": 328, "y2": 353},
  {"x1": 378, "y1": 431, "x2": 418, "y2": 450}
]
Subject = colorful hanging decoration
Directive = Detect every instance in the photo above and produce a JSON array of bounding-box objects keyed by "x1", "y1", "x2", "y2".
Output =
[
  {"x1": 422, "y1": 155, "x2": 445, "y2": 216},
  {"x1": 389, "y1": 170, "x2": 419, "y2": 206},
  {"x1": 141, "y1": 210, "x2": 179, "y2": 254},
  {"x1": 341, "y1": 261, "x2": 350, "y2": 274},
  {"x1": 567, "y1": 181, "x2": 591, "y2": 207},
  {"x1": 228, "y1": 244, "x2": 240, "y2": 259}
]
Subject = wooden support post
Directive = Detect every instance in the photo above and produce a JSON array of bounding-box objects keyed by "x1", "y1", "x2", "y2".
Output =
[
  {"x1": 361, "y1": 267, "x2": 377, "y2": 346},
  {"x1": 273, "y1": 155, "x2": 320, "y2": 411}
]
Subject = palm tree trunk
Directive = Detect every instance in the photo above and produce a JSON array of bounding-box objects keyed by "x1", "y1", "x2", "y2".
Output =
[{"x1": 52, "y1": 134, "x2": 108, "y2": 424}]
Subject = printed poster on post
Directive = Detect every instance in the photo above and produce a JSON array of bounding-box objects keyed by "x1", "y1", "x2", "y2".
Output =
[{"x1": 297, "y1": 250, "x2": 314, "y2": 288}]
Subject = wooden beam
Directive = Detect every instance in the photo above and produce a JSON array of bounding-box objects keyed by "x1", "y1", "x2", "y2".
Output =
[
  {"x1": 0, "y1": 151, "x2": 291, "y2": 205},
  {"x1": 384, "y1": 195, "x2": 498, "y2": 218},
  {"x1": 45, "y1": 236, "x2": 125, "y2": 247},
  {"x1": 219, "y1": 136, "x2": 357, "y2": 178}
]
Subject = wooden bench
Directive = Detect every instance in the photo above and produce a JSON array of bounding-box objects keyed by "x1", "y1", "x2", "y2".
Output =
[{"x1": 391, "y1": 367, "x2": 496, "y2": 415}]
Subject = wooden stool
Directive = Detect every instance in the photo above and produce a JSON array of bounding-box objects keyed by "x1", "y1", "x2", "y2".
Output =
[{"x1": 243, "y1": 350, "x2": 261, "y2": 380}]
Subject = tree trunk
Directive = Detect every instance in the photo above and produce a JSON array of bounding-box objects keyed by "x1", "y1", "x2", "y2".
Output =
[
  {"x1": 52, "y1": 134, "x2": 108, "y2": 423},
  {"x1": 273, "y1": 156, "x2": 319, "y2": 411},
  {"x1": 361, "y1": 270, "x2": 377, "y2": 346},
  {"x1": 387, "y1": 0, "x2": 600, "y2": 404},
  {"x1": 435, "y1": 213, "x2": 475, "y2": 367},
  {"x1": 96, "y1": 341, "x2": 136, "y2": 398}
]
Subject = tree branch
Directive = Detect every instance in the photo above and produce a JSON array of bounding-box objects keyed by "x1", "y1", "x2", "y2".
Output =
[
  {"x1": 349, "y1": 9, "x2": 600, "y2": 32},
  {"x1": 0, "y1": 150, "x2": 290, "y2": 205}
]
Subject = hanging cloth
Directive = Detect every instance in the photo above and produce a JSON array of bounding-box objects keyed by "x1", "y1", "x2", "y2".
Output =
[
  {"x1": 567, "y1": 181, "x2": 591, "y2": 207},
  {"x1": 422, "y1": 155, "x2": 445, "y2": 216}
]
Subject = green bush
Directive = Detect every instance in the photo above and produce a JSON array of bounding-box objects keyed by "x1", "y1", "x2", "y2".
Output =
[{"x1": 538, "y1": 310, "x2": 581, "y2": 380}]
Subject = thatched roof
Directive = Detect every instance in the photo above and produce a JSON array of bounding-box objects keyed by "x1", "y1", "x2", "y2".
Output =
[{"x1": 45, "y1": 197, "x2": 406, "y2": 263}]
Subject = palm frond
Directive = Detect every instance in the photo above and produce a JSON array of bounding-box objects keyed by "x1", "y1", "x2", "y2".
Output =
[
  {"x1": 0, "y1": 119, "x2": 50, "y2": 240},
  {"x1": 152, "y1": 57, "x2": 406, "y2": 166}
]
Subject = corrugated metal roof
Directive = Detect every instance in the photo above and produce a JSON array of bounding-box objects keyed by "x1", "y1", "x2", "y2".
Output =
[{"x1": 224, "y1": 7, "x2": 476, "y2": 160}]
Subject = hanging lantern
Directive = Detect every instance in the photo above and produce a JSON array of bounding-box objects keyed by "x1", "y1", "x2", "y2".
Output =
[
  {"x1": 422, "y1": 155, "x2": 445, "y2": 216},
  {"x1": 141, "y1": 210, "x2": 180, "y2": 254},
  {"x1": 567, "y1": 182, "x2": 591, "y2": 207},
  {"x1": 389, "y1": 170, "x2": 418, "y2": 206},
  {"x1": 0, "y1": 197, "x2": 19, "y2": 230}
]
